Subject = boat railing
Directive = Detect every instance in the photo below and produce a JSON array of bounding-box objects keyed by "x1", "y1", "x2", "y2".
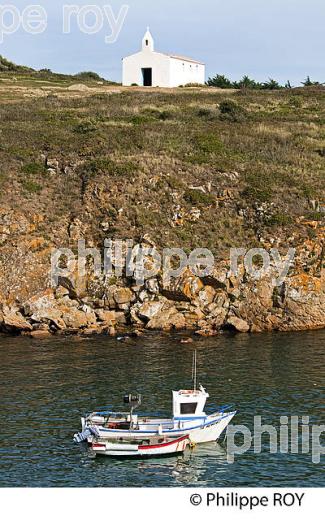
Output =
[
  {"x1": 205, "y1": 404, "x2": 235, "y2": 415},
  {"x1": 87, "y1": 410, "x2": 169, "y2": 419}
]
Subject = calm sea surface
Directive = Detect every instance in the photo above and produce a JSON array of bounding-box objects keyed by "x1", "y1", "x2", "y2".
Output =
[{"x1": 0, "y1": 330, "x2": 324, "y2": 487}]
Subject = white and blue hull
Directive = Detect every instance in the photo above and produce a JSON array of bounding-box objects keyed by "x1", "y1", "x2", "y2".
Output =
[{"x1": 77, "y1": 411, "x2": 236, "y2": 445}]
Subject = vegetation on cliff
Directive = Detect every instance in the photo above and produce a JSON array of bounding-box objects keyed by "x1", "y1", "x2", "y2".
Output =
[
  {"x1": 0, "y1": 66, "x2": 324, "y2": 335},
  {"x1": 0, "y1": 72, "x2": 324, "y2": 254}
]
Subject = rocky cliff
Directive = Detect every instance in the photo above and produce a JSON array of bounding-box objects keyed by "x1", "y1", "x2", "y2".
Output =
[{"x1": 0, "y1": 78, "x2": 324, "y2": 337}]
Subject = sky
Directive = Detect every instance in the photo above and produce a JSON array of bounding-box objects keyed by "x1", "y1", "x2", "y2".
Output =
[{"x1": 1, "y1": 0, "x2": 324, "y2": 85}]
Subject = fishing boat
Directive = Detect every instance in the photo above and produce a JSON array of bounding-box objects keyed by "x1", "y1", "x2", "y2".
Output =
[
  {"x1": 74, "y1": 352, "x2": 236, "y2": 445},
  {"x1": 90, "y1": 434, "x2": 189, "y2": 458}
]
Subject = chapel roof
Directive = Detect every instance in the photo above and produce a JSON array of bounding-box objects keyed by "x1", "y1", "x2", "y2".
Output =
[{"x1": 167, "y1": 54, "x2": 205, "y2": 65}]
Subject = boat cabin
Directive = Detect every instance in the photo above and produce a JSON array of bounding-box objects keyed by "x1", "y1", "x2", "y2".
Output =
[{"x1": 172, "y1": 385, "x2": 209, "y2": 419}]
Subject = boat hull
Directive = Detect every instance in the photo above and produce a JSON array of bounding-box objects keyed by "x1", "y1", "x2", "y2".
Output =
[
  {"x1": 91, "y1": 435, "x2": 189, "y2": 457},
  {"x1": 81, "y1": 412, "x2": 236, "y2": 445}
]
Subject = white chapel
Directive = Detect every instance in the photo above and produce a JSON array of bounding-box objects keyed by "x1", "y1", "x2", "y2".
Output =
[{"x1": 122, "y1": 28, "x2": 205, "y2": 88}]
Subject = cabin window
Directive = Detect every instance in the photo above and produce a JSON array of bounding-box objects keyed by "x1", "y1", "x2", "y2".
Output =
[{"x1": 180, "y1": 402, "x2": 197, "y2": 415}]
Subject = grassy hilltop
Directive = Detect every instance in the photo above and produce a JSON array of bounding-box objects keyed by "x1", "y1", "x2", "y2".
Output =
[{"x1": 0, "y1": 64, "x2": 324, "y2": 259}]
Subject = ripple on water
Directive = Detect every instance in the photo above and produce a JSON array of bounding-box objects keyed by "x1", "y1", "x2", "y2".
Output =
[{"x1": 0, "y1": 330, "x2": 324, "y2": 487}]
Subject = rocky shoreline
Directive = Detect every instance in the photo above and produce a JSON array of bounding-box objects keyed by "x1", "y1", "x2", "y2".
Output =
[{"x1": 0, "y1": 236, "x2": 324, "y2": 338}]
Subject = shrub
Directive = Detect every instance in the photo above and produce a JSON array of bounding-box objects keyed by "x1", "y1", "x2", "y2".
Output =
[
  {"x1": 159, "y1": 110, "x2": 173, "y2": 121},
  {"x1": 22, "y1": 180, "x2": 42, "y2": 193},
  {"x1": 206, "y1": 75, "x2": 233, "y2": 88},
  {"x1": 184, "y1": 189, "x2": 215, "y2": 205},
  {"x1": 242, "y1": 185, "x2": 272, "y2": 203},
  {"x1": 301, "y1": 185, "x2": 317, "y2": 199},
  {"x1": 233, "y1": 76, "x2": 260, "y2": 90},
  {"x1": 196, "y1": 108, "x2": 216, "y2": 120},
  {"x1": 260, "y1": 78, "x2": 283, "y2": 90},
  {"x1": 306, "y1": 211, "x2": 323, "y2": 221},
  {"x1": 207, "y1": 74, "x2": 284, "y2": 90},
  {"x1": 194, "y1": 133, "x2": 224, "y2": 154},
  {"x1": 183, "y1": 83, "x2": 205, "y2": 88},
  {"x1": 302, "y1": 76, "x2": 320, "y2": 87},
  {"x1": 186, "y1": 133, "x2": 225, "y2": 164},
  {"x1": 131, "y1": 114, "x2": 154, "y2": 125},
  {"x1": 166, "y1": 175, "x2": 184, "y2": 190},
  {"x1": 219, "y1": 100, "x2": 247, "y2": 122},
  {"x1": 242, "y1": 170, "x2": 274, "y2": 202},
  {"x1": 22, "y1": 162, "x2": 45, "y2": 175},
  {"x1": 74, "y1": 119, "x2": 98, "y2": 134},
  {"x1": 0, "y1": 54, "x2": 33, "y2": 73},
  {"x1": 77, "y1": 158, "x2": 136, "y2": 179},
  {"x1": 266, "y1": 213, "x2": 293, "y2": 226},
  {"x1": 75, "y1": 71, "x2": 103, "y2": 81},
  {"x1": 142, "y1": 108, "x2": 173, "y2": 121}
]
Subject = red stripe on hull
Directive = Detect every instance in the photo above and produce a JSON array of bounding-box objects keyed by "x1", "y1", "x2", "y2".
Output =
[{"x1": 138, "y1": 435, "x2": 188, "y2": 451}]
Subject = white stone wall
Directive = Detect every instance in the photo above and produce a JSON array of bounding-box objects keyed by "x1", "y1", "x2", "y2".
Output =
[
  {"x1": 122, "y1": 52, "x2": 205, "y2": 88},
  {"x1": 169, "y1": 58, "x2": 205, "y2": 87},
  {"x1": 122, "y1": 51, "x2": 171, "y2": 87}
]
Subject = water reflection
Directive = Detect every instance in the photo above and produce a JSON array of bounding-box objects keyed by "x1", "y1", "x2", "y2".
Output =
[{"x1": 0, "y1": 330, "x2": 324, "y2": 487}]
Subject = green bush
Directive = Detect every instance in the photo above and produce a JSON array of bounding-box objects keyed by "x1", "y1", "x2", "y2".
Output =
[
  {"x1": 301, "y1": 184, "x2": 317, "y2": 199},
  {"x1": 142, "y1": 108, "x2": 173, "y2": 121},
  {"x1": 159, "y1": 110, "x2": 173, "y2": 121},
  {"x1": 74, "y1": 71, "x2": 103, "y2": 81},
  {"x1": 302, "y1": 76, "x2": 320, "y2": 87},
  {"x1": 306, "y1": 211, "x2": 323, "y2": 221},
  {"x1": 194, "y1": 133, "x2": 224, "y2": 154},
  {"x1": 219, "y1": 100, "x2": 247, "y2": 122},
  {"x1": 196, "y1": 108, "x2": 216, "y2": 120},
  {"x1": 77, "y1": 158, "x2": 136, "y2": 179},
  {"x1": 260, "y1": 78, "x2": 283, "y2": 90},
  {"x1": 242, "y1": 185, "x2": 272, "y2": 203},
  {"x1": 22, "y1": 180, "x2": 42, "y2": 193},
  {"x1": 183, "y1": 83, "x2": 206, "y2": 88},
  {"x1": 74, "y1": 119, "x2": 98, "y2": 134},
  {"x1": 207, "y1": 74, "x2": 285, "y2": 90},
  {"x1": 242, "y1": 170, "x2": 274, "y2": 202},
  {"x1": 186, "y1": 133, "x2": 225, "y2": 164},
  {"x1": 184, "y1": 189, "x2": 215, "y2": 205},
  {"x1": 266, "y1": 213, "x2": 293, "y2": 226},
  {"x1": 206, "y1": 75, "x2": 233, "y2": 88},
  {"x1": 166, "y1": 175, "x2": 184, "y2": 190},
  {"x1": 131, "y1": 114, "x2": 154, "y2": 125},
  {"x1": 22, "y1": 162, "x2": 45, "y2": 175}
]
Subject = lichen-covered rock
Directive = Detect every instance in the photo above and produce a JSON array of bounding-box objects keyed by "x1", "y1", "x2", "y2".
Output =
[
  {"x1": 95, "y1": 310, "x2": 117, "y2": 325},
  {"x1": 227, "y1": 316, "x2": 250, "y2": 333},
  {"x1": 147, "y1": 304, "x2": 186, "y2": 331},
  {"x1": 137, "y1": 300, "x2": 164, "y2": 322},
  {"x1": 0, "y1": 222, "x2": 323, "y2": 337},
  {"x1": 197, "y1": 286, "x2": 216, "y2": 307},
  {"x1": 61, "y1": 307, "x2": 96, "y2": 329},
  {"x1": 1, "y1": 307, "x2": 33, "y2": 331},
  {"x1": 113, "y1": 287, "x2": 134, "y2": 305}
]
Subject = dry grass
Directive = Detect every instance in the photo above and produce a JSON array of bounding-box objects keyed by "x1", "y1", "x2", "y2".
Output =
[{"x1": 0, "y1": 78, "x2": 324, "y2": 257}]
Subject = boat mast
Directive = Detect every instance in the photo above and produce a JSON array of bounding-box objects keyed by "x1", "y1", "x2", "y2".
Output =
[{"x1": 192, "y1": 350, "x2": 197, "y2": 391}]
